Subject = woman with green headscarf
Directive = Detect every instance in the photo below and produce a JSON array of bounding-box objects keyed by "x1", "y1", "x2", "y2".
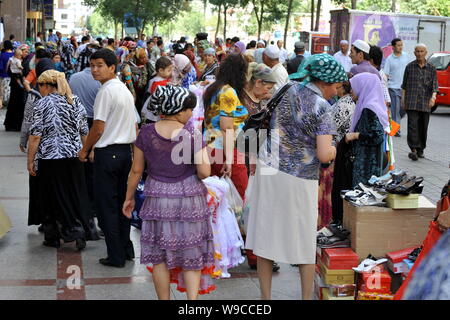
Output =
[{"x1": 245, "y1": 53, "x2": 348, "y2": 300}]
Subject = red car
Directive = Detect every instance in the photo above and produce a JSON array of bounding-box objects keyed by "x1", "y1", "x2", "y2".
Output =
[{"x1": 428, "y1": 52, "x2": 450, "y2": 112}]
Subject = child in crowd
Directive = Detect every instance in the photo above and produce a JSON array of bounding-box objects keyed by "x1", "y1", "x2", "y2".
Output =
[
  {"x1": 141, "y1": 56, "x2": 173, "y2": 123},
  {"x1": 122, "y1": 85, "x2": 214, "y2": 300},
  {"x1": 8, "y1": 49, "x2": 24, "y2": 88}
]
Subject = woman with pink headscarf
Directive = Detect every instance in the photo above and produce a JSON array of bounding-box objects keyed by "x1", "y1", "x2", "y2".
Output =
[{"x1": 345, "y1": 72, "x2": 389, "y2": 187}]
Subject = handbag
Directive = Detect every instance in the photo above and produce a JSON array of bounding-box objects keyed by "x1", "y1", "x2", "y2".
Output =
[{"x1": 237, "y1": 82, "x2": 294, "y2": 154}]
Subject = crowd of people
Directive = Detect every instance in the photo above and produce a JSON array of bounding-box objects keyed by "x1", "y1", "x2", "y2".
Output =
[{"x1": 0, "y1": 29, "x2": 443, "y2": 300}]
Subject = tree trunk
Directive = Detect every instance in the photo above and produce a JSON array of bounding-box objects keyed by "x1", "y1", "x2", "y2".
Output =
[
  {"x1": 311, "y1": 0, "x2": 315, "y2": 31},
  {"x1": 391, "y1": 0, "x2": 396, "y2": 12},
  {"x1": 223, "y1": 6, "x2": 227, "y2": 41},
  {"x1": 153, "y1": 24, "x2": 158, "y2": 37},
  {"x1": 283, "y1": 0, "x2": 294, "y2": 49},
  {"x1": 114, "y1": 19, "x2": 118, "y2": 40},
  {"x1": 351, "y1": 0, "x2": 357, "y2": 9},
  {"x1": 215, "y1": 4, "x2": 222, "y2": 41},
  {"x1": 315, "y1": 0, "x2": 322, "y2": 31}
]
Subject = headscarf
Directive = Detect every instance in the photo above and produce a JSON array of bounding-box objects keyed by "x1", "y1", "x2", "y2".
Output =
[
  {"x1": 254, "y1": 48, "x2": 265, "y2": 64},
  {"x1": 37, "y1": 70, "x2": 74, "y2": 104},
  {"x1": 289, "y1": 53, "x2": 347, "y2": 85},
  {"x1": 19, "y1": 44, "x2": 30, "y2": 51},
  {"x1": 204, "y1": 47, "x2": 216, "y2": 56},
  {"x1": 349, "y1": 72, "x2": 389, "y2": 132},
  {"x1": 135, "y1": 47, "x2": 148, "y2": 63},
  {"x1": 35, "y1": 58, "x2": 56, "y2": 78},
  {"x1": 198, "y1": 40, "x2": 211, "y2": 50},
  {"x1": 149, "y1": 84, "x2": 191, "y2": 116},
  {"x1": 233, "y1": 41, "x2": 246, "y2": 54},
  {"x1": 172, "y1": 53, "x2": 192, "y2": 85},
  {"x1": 183, "y1": 50, "x2": 201, "y2": 79},
  {"x1": 121, "y1": 41, "x2": 137, "y2": 51}
]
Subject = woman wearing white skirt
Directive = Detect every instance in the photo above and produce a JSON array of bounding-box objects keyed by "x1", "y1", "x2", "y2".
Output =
[{"x1": 245, "y1": 54, "x2": 348, "y2": 300}]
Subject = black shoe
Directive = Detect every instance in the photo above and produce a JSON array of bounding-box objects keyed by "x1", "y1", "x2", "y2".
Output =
[
  {"x1": 417, "y1": 151, "x2": 424, "y2": 158},
  {"x1": 126, "y1": 254, "x2": 135, "y2": 261},
  {"x1": 38, "y1": 225, "x2": 44, "y2": 233},
  {"x1": 75, "y1": 238, "x2": 86, "y2": 251},
  {"x1": 43, "y1": 240, "x2": 60, "y2": 248},
  {"x1": 272, "y1": 262, "x2": 280, "y2": 272},
  {"x1": 99, "y1": 258, "x2": 125, "y2": 268},
  {"x1": 408, "y1": 151, "x2": 418, "y2": 161}
]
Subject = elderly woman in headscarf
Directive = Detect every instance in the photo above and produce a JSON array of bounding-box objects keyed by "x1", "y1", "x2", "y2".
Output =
[
  {"x1": 345, "y1": 72, "x2": 389, "y2": 187},
  {"x1": 172, "y1": 53, "x2": 197, "y2": 89},
  {"x1": 27, "y1": 70, "x2": 94, "y2": 249},
  {"x1": 199, "y1": 47, "x2": 219, "y2": 84},
  {"x1": 245, "y1": 54, "x2": 347, "y2": 300},
  {"x1": 231, "y1": 41, "x2": 246, "y2": 56},
  {"x1": 130, "y1": 47, "x2": 155, "y2": 113}
]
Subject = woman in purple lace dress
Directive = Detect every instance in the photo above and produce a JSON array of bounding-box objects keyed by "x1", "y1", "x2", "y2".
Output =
[{"x1": 122, "y1": 85, "x2": 214, "y2": 300}]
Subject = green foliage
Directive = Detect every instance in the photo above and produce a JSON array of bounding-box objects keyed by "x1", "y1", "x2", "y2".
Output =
[{"x1": 86, "y1": 10, "x2": 115, "y2": 37}]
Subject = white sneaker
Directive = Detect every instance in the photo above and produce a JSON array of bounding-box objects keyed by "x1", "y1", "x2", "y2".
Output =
[{"x1": 352, "y1": 258, "x2": 388, "y2": 273}]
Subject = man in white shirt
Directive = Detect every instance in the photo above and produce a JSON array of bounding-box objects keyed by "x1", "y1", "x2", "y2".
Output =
[
  {"x1": 277, "y1": 40, "x2": 288, "y2": 66},
  {"x1": 78, "y1": 49, "x2": 137, "y2": 268},
  {"x1": 383, "y1": 38, "x2": 410, "y2": 136},
  {"x1": 263, "y1": 45, "x2": 289, "y2": 91},
  {"x1": 333, "y1": 40, "x2": 353, "y2": 73}
]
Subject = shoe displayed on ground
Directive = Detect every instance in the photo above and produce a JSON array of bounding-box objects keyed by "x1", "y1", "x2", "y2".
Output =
[
  {"x1": 352, "y1": 258, "x2": 388, "y2": 273},
  {"x1": 408, "y1": 151, "x2": 419, "y2": 161},
  {"x1": 99, "y1": 258, "x2": 125, "y2": 268},
  {"x1": 272, "y1": 262, "x2": 280, "y2": 272}
]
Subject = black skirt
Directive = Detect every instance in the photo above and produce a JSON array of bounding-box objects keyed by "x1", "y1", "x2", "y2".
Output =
[
  {"x1": 3, "y1": 77, "x2": 25, "y2": 131},
  {"x1": 38, "y1": 158, "x2": 98, "y2": 242}
]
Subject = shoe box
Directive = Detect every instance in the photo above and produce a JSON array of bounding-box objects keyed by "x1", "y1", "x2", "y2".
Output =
[
  {"x1": 386, "y1": 193, "x2": 419, "y2": 209},
  {"x1": 320, "y1": 262, "x2": 355, "y2": 285},
  {"x1": 342, "y1": 196, "x2": 435, "y2": 260},
  {"x1": 314, "y1": 270, "x2": 356, "y2": 300},
  {"x1": 356, "y1": 291, "x2": 394, "y2": 300},
  {"x1": 321, "y1": 248, "x2": 359, "y2": 270},
  {"x1": 386, "y1": 247, "x2": 417, "y2": 274},
  {"x1": 357, "y1": 265, "x2": 392, "y2": 294}
]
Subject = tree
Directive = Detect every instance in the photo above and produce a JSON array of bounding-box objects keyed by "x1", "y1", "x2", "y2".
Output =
[
  {"x1": 315, "y1": 0, "x2": 322, "y2": 31},
  {"x1": 283, "y1": 0, "x2": 294, "y2": 47},
  {"x1": 83, "y1": 0, "x2": 128, "y2": 39}
]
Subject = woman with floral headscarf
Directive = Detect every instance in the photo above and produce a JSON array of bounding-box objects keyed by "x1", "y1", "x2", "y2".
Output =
[
  {"x1": 128, "y1": 47, "x2": 155, "y2": 113},
  {"x1": 245, "y1": 54, "x2": 347, "y2": 300},
  {"x1": 118, "y1": 41, "x2": 137, "y2": 99}
]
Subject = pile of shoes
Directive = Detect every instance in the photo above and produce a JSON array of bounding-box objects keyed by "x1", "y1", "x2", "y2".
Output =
[
  {"x1": 368, "y1": 170, "x2": 424, "y2": 195},
  {"x1": 407, "y1": 246, "x2": 422, "y2": 262},
  {"x1": 341, "y1": 170, "x2": 424, "y2": 207},
  {"x1": 317, "y1": 224, "x2": 351, "y2": 248},
  {"x1": 341, "y1": 183, "x2": 387, "y2": 207}
]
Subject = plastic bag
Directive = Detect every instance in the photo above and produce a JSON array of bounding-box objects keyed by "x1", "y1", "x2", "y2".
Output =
[
  {"x1": 241, "y1": 175, "x2": 255, "y2": 234},
  {"x1": 131, "y1": 180, "x2": 145, "y2": 229},
  {"x1": 223, "y1": 176, "x2": 244, "y2": 227}
]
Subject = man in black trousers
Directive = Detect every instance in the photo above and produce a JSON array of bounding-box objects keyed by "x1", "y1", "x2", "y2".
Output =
[{"x1": 78, "y1": 49, "x2": 137, "y2": 267}]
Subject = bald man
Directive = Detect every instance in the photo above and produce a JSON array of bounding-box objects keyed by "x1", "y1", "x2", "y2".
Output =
[
  {"x1": 401, "y1": 44, "x2": 438, "y2": 161},
  {"x1": 333, "y1": 40, "x2": 353, "y2": 72}
]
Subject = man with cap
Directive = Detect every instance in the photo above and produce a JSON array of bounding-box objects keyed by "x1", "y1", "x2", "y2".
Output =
[
  {"x1": 287, "y1": 41, "x2": 306, "y2": 75},
  {"x1": 333, "y1": 40, "x2": 353, "y2": 73},
  {"x1": 262, "y1": 45, "x2": 289, "y2": 91},
  {"x1": 349, "y1": 39, "x2": 380, "y2": 79}
]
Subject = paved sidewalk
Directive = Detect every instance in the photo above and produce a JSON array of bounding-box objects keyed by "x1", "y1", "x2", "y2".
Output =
[{"x1": 0, "y1": 107, "x2": 448, "y2": 300}]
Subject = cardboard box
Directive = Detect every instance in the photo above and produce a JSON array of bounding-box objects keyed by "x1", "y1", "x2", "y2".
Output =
[
  {"x1": 386, "y1": 193, "x2": 419, "y2": 209},
  {"x1": 343, "y1": 196, "x2": 435, "y2": 261},
  {"x1": 322, "y1": 288, "x2": 355, "y2": 300},
  {"x1": 320, "y1": 262, "x2": 355, "y2": 285},
  {"x1": 356, "y1": 291, "x2": 394, "y2": 300},
  {"x1": 358, "y1": 266, "x2": 392, "y2": 294},
  {"x1": 322, "y1": 248, "x2": 359, "y2": 270}
]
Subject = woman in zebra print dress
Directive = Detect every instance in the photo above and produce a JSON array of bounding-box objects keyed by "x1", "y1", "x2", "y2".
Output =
[{"x1": 27, "y1": 70, "x2": 93, "y2": 250}]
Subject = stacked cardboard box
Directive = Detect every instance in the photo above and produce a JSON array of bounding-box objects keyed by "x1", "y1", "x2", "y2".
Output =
[
  {"x1": 356, "y1": 265, "x2": 394, "y2": 300},
  {"x1": 314, "y1": 248, "x2": 359, "y2": 300},
  {"x1": 343, "y1": 196, "x2": 435, "y2": 260}
]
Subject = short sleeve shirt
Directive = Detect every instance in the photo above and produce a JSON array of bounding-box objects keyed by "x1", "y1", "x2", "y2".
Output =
[
  {"x1": 30, "y1": 93, "x2": 88, "y2": 160},
  {"x1": 204, "y1": 85, "x2": 248, "y2": 149},
  {"x1": 259, "y1": 82, "x2": 336, "y2": 180},
  {"x1": 93, "y1": 78, "x2": 137, "y2": 148}
]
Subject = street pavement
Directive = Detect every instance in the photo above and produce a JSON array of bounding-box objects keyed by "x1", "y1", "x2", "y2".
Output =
[{"x1": 0, "y1": 106, "x2": 449, "y2": 300}]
